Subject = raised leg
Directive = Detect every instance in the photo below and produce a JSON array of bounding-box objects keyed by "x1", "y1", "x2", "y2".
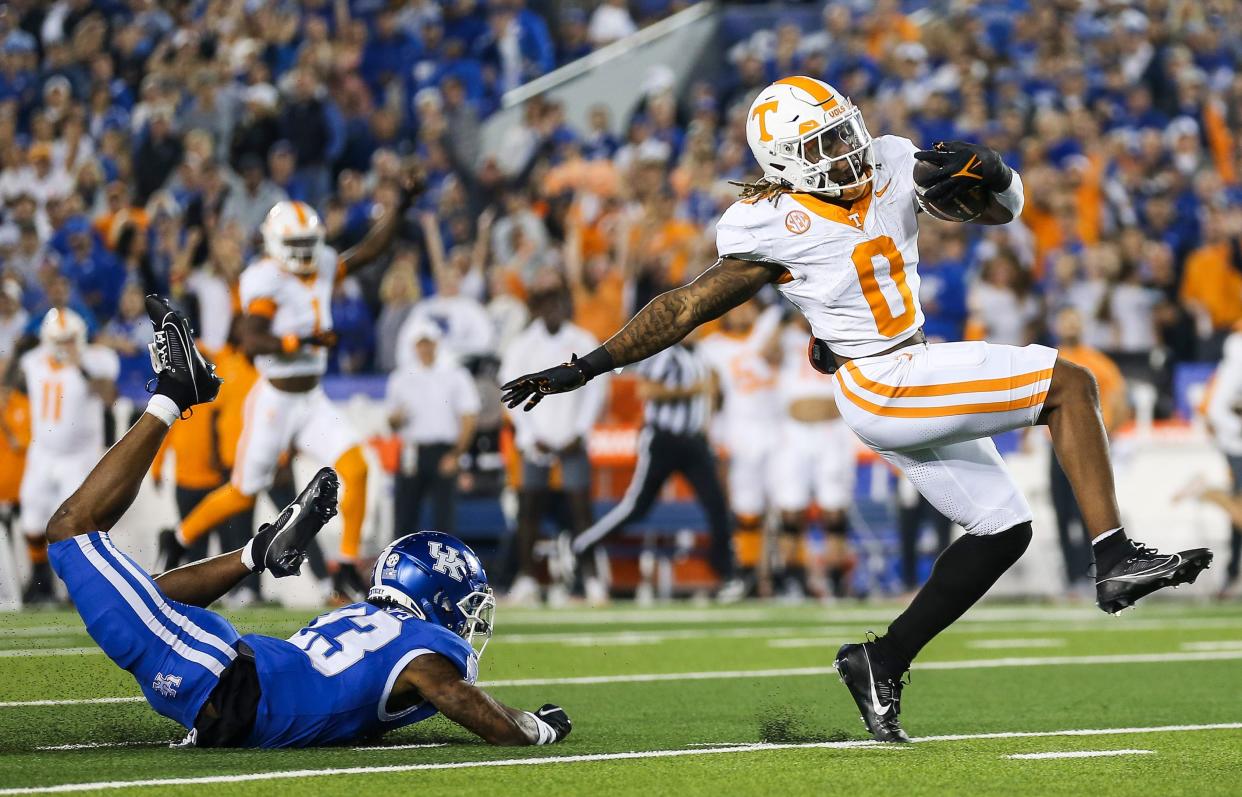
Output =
[{"x1": 1037, "y1": 359, "x2": 1121, "y2": 538}]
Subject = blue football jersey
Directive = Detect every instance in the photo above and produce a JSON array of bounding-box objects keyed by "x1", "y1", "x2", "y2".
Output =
[{"x1": 241, "y1": 602, "x2": 478, "y2": 748}]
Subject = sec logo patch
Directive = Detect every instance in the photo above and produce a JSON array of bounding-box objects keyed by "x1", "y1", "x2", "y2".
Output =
[{"x1": 785, "y1": 210, "x2": 811, "y2": 234}]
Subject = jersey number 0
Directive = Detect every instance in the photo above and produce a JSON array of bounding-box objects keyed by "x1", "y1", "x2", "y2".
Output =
[{"x1": 851, "y1": 235, "x2": 916, "y2": 337}]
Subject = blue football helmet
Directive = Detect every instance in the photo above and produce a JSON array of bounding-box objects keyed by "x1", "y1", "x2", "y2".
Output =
[{"x1": 368, "y1": 531, "x2": 496, "y2": 658}]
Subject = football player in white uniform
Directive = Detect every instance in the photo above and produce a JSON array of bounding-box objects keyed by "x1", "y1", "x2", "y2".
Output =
[
  {"x1": 18, "y1": 308, "x2": 118, "y2": 603},
  {"x1": 502, "y1": 76, "x2": 1212, "y2": 742},
  {"x1": 164, "y1": 175, "x2": 419, "y2": 601},
  {"x1": 774, "y1": 313, "x2": 858, "y2": 599},
  {"x1": 697, "y1": 301, "x2": 781, "y2": 592}
]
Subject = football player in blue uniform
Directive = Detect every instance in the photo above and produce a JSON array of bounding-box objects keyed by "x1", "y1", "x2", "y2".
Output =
[{"x1": 42, "y1": 295, "x2": 572, "y2": 749}]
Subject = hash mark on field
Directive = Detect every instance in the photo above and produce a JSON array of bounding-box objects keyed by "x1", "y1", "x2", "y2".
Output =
[
  {"x1": 1005, "y1": 749, "x2": 1153, "y2": 760},
  {"x1": 967, "y1": 639, "x2": 1066, "y2": 650},
  {"x1": 0, "y1": 724, "x2": 1236, "y2": 794}
]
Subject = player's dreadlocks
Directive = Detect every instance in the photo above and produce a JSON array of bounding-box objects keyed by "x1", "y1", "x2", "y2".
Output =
[{"x1": 731, "y1": 177, "x2": 792, "y2": 204}]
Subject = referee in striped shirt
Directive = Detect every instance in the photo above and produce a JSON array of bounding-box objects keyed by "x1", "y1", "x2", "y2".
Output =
[{"x1": 572, "y1": 342, "x2": 736, "y2": 590}]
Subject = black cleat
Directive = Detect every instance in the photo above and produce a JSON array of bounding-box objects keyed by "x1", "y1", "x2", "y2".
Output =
[
  {"x1": 1095, "y1": 544, "x2": 1214, "y2": 614},
  {"x1": 250, "y1": 468, "x2": 340, "y2": 577},
  {"x1": 156, "y1": 528, "x2": 187, "y2": 572},
  {"x1": 146, "y1": 294, "x2": 222, "y2": 412},
  {"x1": 833, "y1": 641, "x2": 911, "y2": 743},
  {"x1": 21, "y1": 563, "x2": 57, "y2": 606},
  {"x1": 331, "y1": 562, "x2": 369, "y2": 604}
]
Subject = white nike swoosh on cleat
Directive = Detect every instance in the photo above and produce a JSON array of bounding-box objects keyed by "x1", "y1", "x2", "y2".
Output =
[
  {"x1": 863, "y1": 648, "x2": 892, "y2": 717},
  {"x1": 275, "y1": 504, "x2": 303, "y2": 544},
  {"x1": 1099, "y1": 555, "x2": 1182, "y2": 583}
]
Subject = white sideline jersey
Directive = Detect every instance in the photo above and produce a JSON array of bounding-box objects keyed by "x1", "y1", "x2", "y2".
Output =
[
  {"x1": 240, "y1": 247, "x2": 340, "y2": 379},
  {"x1": 779, "y1": 326, "x2": 836, "y2": 405},
  {"x1": 716, "y1": 135, "x2": 924, "y2": 359},
  {"x1": 698, "y1": 307, "x2": 782, "y2": 446},
  {"x1": 20, "y1": 344, "x2": 118, "y2": 454}
]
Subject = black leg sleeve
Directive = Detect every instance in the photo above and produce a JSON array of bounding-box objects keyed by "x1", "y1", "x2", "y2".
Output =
[{"x1": 878, "y1": 522, "x2": 1033, "y2": 671}]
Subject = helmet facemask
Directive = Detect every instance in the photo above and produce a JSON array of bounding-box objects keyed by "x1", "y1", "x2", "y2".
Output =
[
  {"x1": 274, "y1": 233, "x2": 323, "y2": 276},
  {"x1": 457, "y1": 587, "x2": 496, "y2": 661},
  {"x1": 776, "y1": 107, "x2": 875, "y2": 198}
]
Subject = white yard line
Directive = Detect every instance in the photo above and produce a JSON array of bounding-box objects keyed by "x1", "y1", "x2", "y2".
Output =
[
  {"x1": 0, "y1": 647, "x2": 101, "y2": 659},
  {"x1": 1180, "y1": 640, "x2": 1242, "y2": 651},
  {"x1": 1005, "y1": 749, "x2": 1153, "y2": 760},
  {"x1": 351, "y1": 743, "x2": 448, "y2": 752},
  {"x1": 0, "y1": 697, "x2": 144, "y2": 708},
  {"x1": 966, "y1": 639, "x2": 1066, "y2": 649},
  {"x1": 35, "y1": 742, "x2": 163, "y2": 752},
  {"x1": 0, "y1": 724, "x2": 1236, "y2": 795},
  {"x1": 5, "y1": 648, "x2": 1242, "y2": 708}
]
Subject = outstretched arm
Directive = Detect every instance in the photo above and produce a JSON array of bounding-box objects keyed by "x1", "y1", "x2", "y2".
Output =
[
  {"x1": 338, "y1": 161, "x2": 427, "y2": 277},
  {"x1": 399, "y1": 653, "x2": 571, "y2": 746},
  {"x1": 501, "y1": 257, "x2": 782, "y2": 411}
]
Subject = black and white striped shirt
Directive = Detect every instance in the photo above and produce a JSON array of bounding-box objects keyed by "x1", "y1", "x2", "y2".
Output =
[{"x1": 634, "y1": 344, "x2": 710, "y2": 436}]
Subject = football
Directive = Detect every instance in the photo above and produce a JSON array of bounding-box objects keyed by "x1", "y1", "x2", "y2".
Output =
[{"x1": 912, "y1": 159, "x2": 991, "y2": 222}]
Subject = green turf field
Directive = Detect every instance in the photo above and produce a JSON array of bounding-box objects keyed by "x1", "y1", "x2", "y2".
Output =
[{"x1": 2, "y1": 598, "x2": 1241, "y2": 795}]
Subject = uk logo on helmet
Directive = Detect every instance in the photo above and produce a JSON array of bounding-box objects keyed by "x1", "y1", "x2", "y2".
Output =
[{"x1": 427, "y1": 541, "x2": 468, "y2": 581}]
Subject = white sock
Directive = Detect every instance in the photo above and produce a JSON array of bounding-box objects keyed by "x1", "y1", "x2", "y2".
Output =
[
  {"x1": 145, "y1": 395, "x2": 181, "y2": 427},
  {"x1": 1092, "y1": 528, "x2": 1123, "y2": 546}
]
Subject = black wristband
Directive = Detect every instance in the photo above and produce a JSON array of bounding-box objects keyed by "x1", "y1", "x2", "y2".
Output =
[
  {"x1": 575, "y1": 347, "x2": 615, "y2": 380},
  {"x1": 989, "y1": 162, "x2": 1014, "y2": 193}
]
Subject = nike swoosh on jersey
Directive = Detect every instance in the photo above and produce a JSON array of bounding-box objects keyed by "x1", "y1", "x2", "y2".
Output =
[{"x1": 874, "y1": 179, "x2": 893, "y2": 198}]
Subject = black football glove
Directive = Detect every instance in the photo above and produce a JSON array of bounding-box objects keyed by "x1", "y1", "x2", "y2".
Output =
[
  {"x1": 501, "y1": 356, "x2": 590, "y2": 411},
  {"x1": 528, "y1": 704, "x2": 572, "y2": 744},
  {"x1": 913, "y1": 141, "x2": 1012, "y2": 203}
]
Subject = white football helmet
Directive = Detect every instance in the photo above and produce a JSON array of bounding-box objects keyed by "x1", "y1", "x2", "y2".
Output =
[
  {"x1": 39, "y1": 307, "x2": 87, "y2": 361},
  {"x1": 745, "y1": 76, "x2": 875, "y2": 198},
  {"x1": 260, "y1": 200, "x2": 325, "y2": 276}
]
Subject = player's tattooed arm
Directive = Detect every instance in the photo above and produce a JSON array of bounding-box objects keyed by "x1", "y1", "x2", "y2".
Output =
[
  {"x1": 502, "y1": 257, "x2": 783, "y2": 411},
  {"x1": 400, "y1": 654, "x2": 569, "y2": 746},
  {"x1": 603, "y1": 257, "x2": 783, "y2": 367}
]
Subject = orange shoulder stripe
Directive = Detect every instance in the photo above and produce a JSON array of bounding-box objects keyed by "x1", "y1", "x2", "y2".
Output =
[{"x1": 247, "y1": 298, "x2": 277, "y2": 318}]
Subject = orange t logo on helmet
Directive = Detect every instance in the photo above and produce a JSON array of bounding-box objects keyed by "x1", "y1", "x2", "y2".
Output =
[{"x1": 751, "y1": 100, "x2": 779, "y2": 143}]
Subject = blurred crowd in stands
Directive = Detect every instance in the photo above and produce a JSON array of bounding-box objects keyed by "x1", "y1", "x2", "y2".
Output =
[
  {"x1": 2, "y1": 0, "x2": 1242, "y2": 601},
  {"x1": 0, "y1": 0, "x2": 1238, "y2": 402}
]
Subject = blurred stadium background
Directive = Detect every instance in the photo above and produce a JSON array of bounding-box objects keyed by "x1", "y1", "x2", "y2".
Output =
[{"x1": 1, "y1": 0, "x2": 1241, "y2": 610}]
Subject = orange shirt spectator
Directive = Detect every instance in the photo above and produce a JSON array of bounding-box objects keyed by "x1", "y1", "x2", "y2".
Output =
[
  {"x1": 151, "y1": 398, "x2": 223, "y2": 491},
  {"x1": 0, "y1": 390, "x2": 31, "y2": 503},
  {"x1": 211, "y1": 342, "x2": 260, "y2": 470},
  {"x1": 1181, "y1": 242, "x2": 1242, "y2": 333},
  {"x1": 1058, "y1": 344, "x2": 1127, "y2": 431}
]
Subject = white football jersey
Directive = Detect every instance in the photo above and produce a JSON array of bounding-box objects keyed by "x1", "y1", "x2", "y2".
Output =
[
  {"x1": 20, "y1": 344, "x2": 118, "y2": 454},
  {"x1": 240, "y1": 246, "x2": 340, "y2": 379},
  {"x1": 716, "y1": 135, "x2": 924, "y2": 359},
  {"x1": 779, "y1": 325, "x2": 837, "y2": 405},
  {"x1": 698, "y1": 308, "x2": 782, "y2": 444}
]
